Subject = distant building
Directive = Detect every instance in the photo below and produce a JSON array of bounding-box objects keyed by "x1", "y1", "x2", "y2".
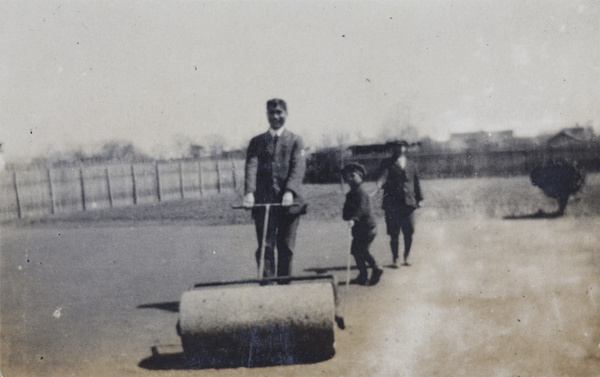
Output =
[
  {"x1": 448, "y1": 130, "x2": 514, "y2": 151},
  {"x1": 0, "y1": 143, "x2": 5, "y2": 172},
  {"x1": 347, "y1": 143, "x2": 389, "y2": 157},
  {"x1": 189, "y1": 144, "x2": 206, "y2": 159},
  {"x1": 347, "y1": 141, "x2": 422, "y2": 157},
  {"x1": 547, "y1": 126, "x2": 596, "y2": 147},
  {"x1": 221, "y1": 149, "x2": 246, "y2": 159}
]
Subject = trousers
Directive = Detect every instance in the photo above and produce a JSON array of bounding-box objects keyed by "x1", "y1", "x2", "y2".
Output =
[{"x1": 253, "y1": 206, "x2": 300, "y2": 278}]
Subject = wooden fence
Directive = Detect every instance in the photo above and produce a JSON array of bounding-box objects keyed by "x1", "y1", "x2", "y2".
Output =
[
  {"x1": 347, "y1": 146, "x2": 600, "y2": 181},
  {"x1": 0, "y1": 159, "x2": 245, "y2": 221},
  {"x1": 2, "y1": 145, "x2": 598, "y2": 220}
]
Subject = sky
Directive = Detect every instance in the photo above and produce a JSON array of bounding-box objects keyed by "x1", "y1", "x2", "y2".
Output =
[{"x1": 1, "y1": 0, "x2": 599, "y2": 162}]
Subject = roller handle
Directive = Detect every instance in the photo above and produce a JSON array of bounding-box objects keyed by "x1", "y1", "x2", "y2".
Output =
[
  {"x1": 231, "y1": 203, "x2": 299, "y2": 209},
  {"x1": 232, "y1": 202, "x2": 298, "y2": 279}
]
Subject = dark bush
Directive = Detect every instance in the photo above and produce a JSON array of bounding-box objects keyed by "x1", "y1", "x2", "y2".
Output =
[
  {"x1": 530, "y1": 158, "x2": 585, "y2": 215},
  {"x1": 304, "y1": 149, "x2": 342, "y2": 183}
]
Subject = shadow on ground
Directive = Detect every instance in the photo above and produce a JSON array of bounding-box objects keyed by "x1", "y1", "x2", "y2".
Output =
[
  {"x1": 503, "y1": 210, "x2": 563, "y2": 220},
  {"x1": 138, "y1": 345, "x2": 334, "y2": 370},
  {"x1": 304, "y1": 265, "x2": 356, "y2": 274},
  {"x1": 137, "y1": 301, "x2": 180, "y2": 313},
  {"x1": 304, "y1": 265, "x2": 399, "y2": 283}
]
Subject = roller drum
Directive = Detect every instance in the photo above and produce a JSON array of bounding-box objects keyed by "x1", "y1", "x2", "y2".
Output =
[{"x1": 179, "y1": 282, "x2": 336, "y2": 366}]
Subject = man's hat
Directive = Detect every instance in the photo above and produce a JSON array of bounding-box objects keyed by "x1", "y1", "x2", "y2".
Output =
[{"x1": 342, "y1": 163, "x2": 366, "y2": 178}]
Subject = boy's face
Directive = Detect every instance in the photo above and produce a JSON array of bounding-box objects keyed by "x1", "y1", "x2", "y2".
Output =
[
  {"x1": 343, "y1": 171, "x2": 362, "y2": 186},
  {"x1": 267, "y1": 104, "x2": 287, "y2": 130}
]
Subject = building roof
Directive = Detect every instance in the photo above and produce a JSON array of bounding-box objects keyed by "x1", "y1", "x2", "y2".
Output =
[{"x1": 547, "y1": 126, "x2": 595, "y2": 145}]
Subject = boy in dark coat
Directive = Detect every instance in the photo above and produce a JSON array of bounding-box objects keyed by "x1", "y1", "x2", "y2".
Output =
[
  {"x1": 342, "y1": 163, "x2": 383, "y2": 286},
  {"x1": 376, "y1": 140, "x2": 423, "y2": 267}
]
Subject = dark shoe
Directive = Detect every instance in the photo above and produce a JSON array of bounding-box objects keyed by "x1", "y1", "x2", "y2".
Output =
[
  {"x1": 370, "y1": 268, "x2": 383, "y2": 285},
  {"x1": 401, "y1": 262, "x2": 411, "y2": 266},
  {"x1": 349, "y1": 277, "x2": 368, "y2": 286}
]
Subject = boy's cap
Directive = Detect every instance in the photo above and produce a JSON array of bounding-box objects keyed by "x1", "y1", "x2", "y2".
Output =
[
  {"x1": 342, "y1": 163, "x2": 366, "y2": 178},
  {"x1": 385, "y1": 140, "x2": 409, "y2": 148}
]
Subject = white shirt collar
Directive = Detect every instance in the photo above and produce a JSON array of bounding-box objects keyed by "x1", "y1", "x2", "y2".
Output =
[
  {"x1": 269, "y1": 127, "x2": 285, "y2": 137},
  {"x1": 396, "y1": 155, "x2": 407, "y2": 169}
]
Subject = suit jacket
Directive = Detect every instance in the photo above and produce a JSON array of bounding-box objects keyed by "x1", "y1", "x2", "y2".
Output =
[
  {"x1": 245, "y1": 129, "x2": 307, "y2": 214},
  {"x1": 377, "y1": 157, "x2": 423, "y2": 210}
]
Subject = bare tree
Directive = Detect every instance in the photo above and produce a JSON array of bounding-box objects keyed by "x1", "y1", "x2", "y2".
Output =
[
  {"x1": 320, "y1": 133, "x2": 335, "y2": 148},
  {"x1": 171, "y1": 134, "x2": 196, "y2": 159},
  {"x1": 377, "y1": 102, "x2": 419, "y2": 142},
  {"x1": 203, "y1": 134, "x2": 227, "y2": 157}
]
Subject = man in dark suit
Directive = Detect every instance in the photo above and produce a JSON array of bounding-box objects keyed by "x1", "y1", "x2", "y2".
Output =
[
  {"x1": 376, "y1": 140, "x2": 423, "y2": 267},
  {"x1": 243, "y1": 99, "x2": 307, "y2": 278}
]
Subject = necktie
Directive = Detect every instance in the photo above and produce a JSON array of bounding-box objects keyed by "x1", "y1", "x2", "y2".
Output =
[{"x1": 272, "y1": 135, "x2": 279, "y2": 156}]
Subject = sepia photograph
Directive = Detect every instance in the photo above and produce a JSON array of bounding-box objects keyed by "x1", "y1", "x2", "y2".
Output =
[{"x1": 1, "y1": 1, "x2": 599, "y2": 376}]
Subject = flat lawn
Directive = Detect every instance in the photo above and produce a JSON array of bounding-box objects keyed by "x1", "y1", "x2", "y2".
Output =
[{"x1": 6, "y1": 173, "x2": 600, "y2": 226}]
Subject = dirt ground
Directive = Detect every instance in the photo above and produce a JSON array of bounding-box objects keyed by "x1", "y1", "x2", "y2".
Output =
[{"x1": 1, "y1": 215, "x2": 600, "y2": 376}]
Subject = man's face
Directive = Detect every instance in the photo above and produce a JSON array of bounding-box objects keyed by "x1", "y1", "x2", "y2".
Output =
[{"x1": 267, "y1": 104, "x2": 287, "y2": 130}]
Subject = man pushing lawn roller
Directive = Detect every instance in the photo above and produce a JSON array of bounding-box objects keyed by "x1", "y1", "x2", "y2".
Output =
[
  {"x1": 177, "y1": 100, "x2": 341, "y2": 367},
  {"x1": 243, "y1": 98, "x2": 307, "y2": 280}
]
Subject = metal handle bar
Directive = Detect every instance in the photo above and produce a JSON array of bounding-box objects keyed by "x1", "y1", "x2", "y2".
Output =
[
  {"x1": 231, "y1": 202, "x2": 298, "y2": 279},
  {"x1": 231, "y1": 203, "x2": 299, "y2": 209}
]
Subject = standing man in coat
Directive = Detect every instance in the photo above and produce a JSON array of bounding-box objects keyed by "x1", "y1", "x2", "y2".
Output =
[
  {"x1": 243, "y1": 99, "x2": 307, "y2": 279},
  {"x1": 376, "y1": 140, "x2": 423, "y2": 267}
]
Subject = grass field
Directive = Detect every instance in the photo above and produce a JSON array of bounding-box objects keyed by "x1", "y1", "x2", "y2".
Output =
[{"x1": 7, "y1": 173, "x2": 600, "y2": 227}]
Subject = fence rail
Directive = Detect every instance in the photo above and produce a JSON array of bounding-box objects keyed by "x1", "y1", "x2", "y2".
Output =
[
  {"x1": 2, "y1": 146, "x2": 599, "y2": 220},
  {"x1": 347, "y1": 146, "x2": 600, "y2": 181},
  {"x1": 0, "y1": 159, "x2": 245, "y2": 221}
]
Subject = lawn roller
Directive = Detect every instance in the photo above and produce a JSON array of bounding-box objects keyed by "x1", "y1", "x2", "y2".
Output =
[{"x1": 177, "y1": 203, "x2": 342, "y2": 367}]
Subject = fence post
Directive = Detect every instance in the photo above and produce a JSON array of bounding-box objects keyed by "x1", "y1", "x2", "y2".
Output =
[
  {"x1": 105, "y1": 167, "x2": 113, "y2": 208},
  {"x1": 216, "y1": 159, "x2": 222, "y2": 193},
  {"x1": 47, "y1": 168, "x2": 55, "y2": 214},
  {"x1": 179, "y1": 160, "x2": 185, "y2": 199},
  {"x1": 13, "y1": 171, "x2": 22, "y2": 219},
  {"x1": 198, "y1": 160, "x2": 203, "y2": 197},
  {"x1": 79, "y1": 168, "x2": 86, "y2": 211},
  {"x1": 231, "y1": 160, "x2": 237, "y2": 191},
  {"x1": 339, "y1": 143, "x2": 345, "y2": 191},
  {"x1": 131, "y1": 164, "x2": 137, "y2": 205},
  {"x1": 155, "y1": 162, "x2": 162, "y2": 202}
]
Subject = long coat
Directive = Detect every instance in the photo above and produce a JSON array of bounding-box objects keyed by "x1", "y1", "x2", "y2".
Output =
[
  {"x1": 377, "y1": 157, "x2": 423, "y2": 210},
  {"x1": 244, "y1": 129, "x2": 307, "y2": 214}
]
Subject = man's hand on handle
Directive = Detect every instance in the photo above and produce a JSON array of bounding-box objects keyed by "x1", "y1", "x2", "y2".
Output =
[
  {"x1": 243, "y1": 193, "x2": 255, "y2": 208},
  {"x1": 282, "y1": 191, "x2": 294, "y2": 206},
  {"x1": 242, "y1": 192, "x2": 295, "y2": 208},
  {"x1": 242, "y1": 191, "x2": 295, "y2": 208}
]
